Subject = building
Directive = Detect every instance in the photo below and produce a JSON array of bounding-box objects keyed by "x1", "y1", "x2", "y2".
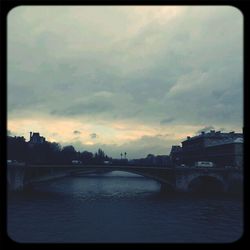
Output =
[
  {"x1": 29, "y1": 132, "x2": 46, "y2": 145},
  {"x1": 155, "y1": 155, "x2": 170, "y2": 166},
  {"x1": 180, "y1": 130, "x2": 243, "y2": 168},
  {"x1": 204, "y1": 138, "x2": 243, "y2": 168},
  {"x1": 169, "y1": 146, "x2": 183, "y2": 166}
]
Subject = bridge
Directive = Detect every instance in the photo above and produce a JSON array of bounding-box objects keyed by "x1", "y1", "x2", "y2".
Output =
[{"x1": 7, "y1": 164, "x2": 243, "y2": 193}]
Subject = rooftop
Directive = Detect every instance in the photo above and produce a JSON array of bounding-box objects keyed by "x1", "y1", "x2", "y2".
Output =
[
  {"x1": 182, "y1": 130, "x2": 242, "y2": 143},
  {"x1": 206, "y1": 137, "x2": 243, "y2": 147}
]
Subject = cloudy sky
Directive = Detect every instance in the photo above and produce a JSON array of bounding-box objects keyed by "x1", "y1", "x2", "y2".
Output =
[{"x1": 7, "y1": 6, "x2": 243, "y2": 158}]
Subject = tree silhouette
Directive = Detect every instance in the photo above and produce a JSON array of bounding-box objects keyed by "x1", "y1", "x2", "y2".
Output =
[
  {"x1": 7, "y1": 136, "x2": 28, "y2": 162},
  {"x1": 80, "y1": 151, "x2": 93, "y2": 163},
  {"x1": 61, "y1": 145, "x2": 77, "y2": 164},
  {"x1": 93, "y1": 148, "x2": 106, "y2": 163},
  {"x1": 7, "y1": 134, "x2": 112, "y2": 165}
]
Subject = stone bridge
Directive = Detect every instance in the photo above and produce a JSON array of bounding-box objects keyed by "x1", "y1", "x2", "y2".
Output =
[{"x1": 7, "y1": 164, "x2": 243, "y2": 193}]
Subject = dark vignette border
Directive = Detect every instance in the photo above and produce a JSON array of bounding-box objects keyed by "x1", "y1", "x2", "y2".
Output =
[{"x1": 0, "y1": 0, "x2": 248, "y2": 248}]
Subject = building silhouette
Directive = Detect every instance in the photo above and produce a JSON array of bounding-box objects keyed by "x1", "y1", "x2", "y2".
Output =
[
  {"x1": 29, "y1": 132, "x2": 46, "y2": 145},
  {"x1": 169, "y1": 146, "x2": 183, "y2": 166},
  {"x1": 170, "y1": 130, "x2": 243, "y2": 168}
]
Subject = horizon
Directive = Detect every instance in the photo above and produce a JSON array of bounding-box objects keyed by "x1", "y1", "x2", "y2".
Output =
[
  {"x1": 7, "y1": 128, "x2": 243, "y2": 160},
  {"x1": 7, "y1": 6, "x2": 243, "y2": 159}
]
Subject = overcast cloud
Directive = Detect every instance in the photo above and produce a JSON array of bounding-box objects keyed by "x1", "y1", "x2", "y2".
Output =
[{"x1": 7, "y1": 6, "x2": 243, "y2": 158}]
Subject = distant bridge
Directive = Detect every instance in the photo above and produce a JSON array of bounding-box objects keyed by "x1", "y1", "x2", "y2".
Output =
[{"x1": 7, "y1": 164, "x2": 243, "y2": 193}]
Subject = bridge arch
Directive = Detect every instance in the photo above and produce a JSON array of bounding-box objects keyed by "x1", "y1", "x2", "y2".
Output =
[
  {"x1": 122, "y1": 169, "x2": 175, "y2": 192},
  {"x1": 71, "y1": 168, "x2": 175, "y2": 192},
  {"x1": 187, "y1": 174, "x2": 226, "y2": 193}
]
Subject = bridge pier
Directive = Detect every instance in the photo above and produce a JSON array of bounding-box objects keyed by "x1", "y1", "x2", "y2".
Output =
[
  {"x1": 7, "y1": 165, "x2": 26, "y2": 191},
  {"x1": 175, "y1": 175, "x2": 189, "y2": 192},
  {"x1": 160, "y1": 183, "x2": 175, "y2": 193}
]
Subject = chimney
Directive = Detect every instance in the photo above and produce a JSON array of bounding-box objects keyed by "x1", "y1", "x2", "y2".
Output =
[
  {"x1": 187, "y1": 136, "x2": 191, "y2": 140},
  {"x1": 30, "y1": 132, "x2": 32, "y2": 141}
]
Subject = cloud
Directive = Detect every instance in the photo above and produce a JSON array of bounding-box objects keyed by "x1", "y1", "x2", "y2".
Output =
[
  {"x1": 51, "y1": 98, "x2": 115, "y2": 117},
  {"x1": 7, "y1": 130, "x2": 14, "y2": 136},
  {"x1": 218, "y1": 127, "x2": 227, "y2": 132},
  {"x1": 160, "y1": 117, "x2": 175, "y2": 125},
  {"x1": 155, "y1": 134, "x2": 170, "y2": 138},
  {"x1": 7, "y1": 6, "x2": 243, "y2": 157},
  {"x1": 196, "y1": 126, "x2": 215, "y2": 135},
  {"x1": 90, "y1": 133, "x2": 98, "y2": 139},
  {"x1": 70, "y1": 134, "x2": 180, "y2": 159},
  {"x1": 73, "y1": 130, "x2": 81, "y2": 134}
]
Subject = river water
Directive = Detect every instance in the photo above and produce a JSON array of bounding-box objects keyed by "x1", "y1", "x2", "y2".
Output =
[{"x1": 7, "y1": 171, "x2": 243, "y2": 243}]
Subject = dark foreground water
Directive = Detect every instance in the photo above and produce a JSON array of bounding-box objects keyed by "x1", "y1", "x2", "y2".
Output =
[{"x1": 7, "y1": 171, "x2": 243, "y2": 243}]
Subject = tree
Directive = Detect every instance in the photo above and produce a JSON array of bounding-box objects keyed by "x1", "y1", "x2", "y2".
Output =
[
  {"x1": 7, "y1": 136, "x2": 28, "y2": 162},
  {"x1": 80, "y1": 151, "x2": 93, "y2": 163},
  {"x1": 47, "y1": 142, "x2": 62, "y2": 164},
  {"x1": 61, "y1": 145, "x2": 77, "y2": 164},
  {"x1": 146, "y1": 154, "x2": 155, "y2": 165},
  {"x1": 7, "y1": 134, "x2": 112, "y2": 165},
  {"x1": 94, "y1": 148, "x2": 106, "y2": 163},
  {"x1": 97, "y1": 148, "x2": 105, "y2": 159}
]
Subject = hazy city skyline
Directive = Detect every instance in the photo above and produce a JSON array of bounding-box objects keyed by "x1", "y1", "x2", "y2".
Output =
[{"x1": 7, "y1": 6, "x2": 243, "y2": 158}]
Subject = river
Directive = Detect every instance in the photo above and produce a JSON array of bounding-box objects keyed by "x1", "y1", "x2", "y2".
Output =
[{"x1": 7, "y1": 171, "x2": 243, "y2": 243}]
